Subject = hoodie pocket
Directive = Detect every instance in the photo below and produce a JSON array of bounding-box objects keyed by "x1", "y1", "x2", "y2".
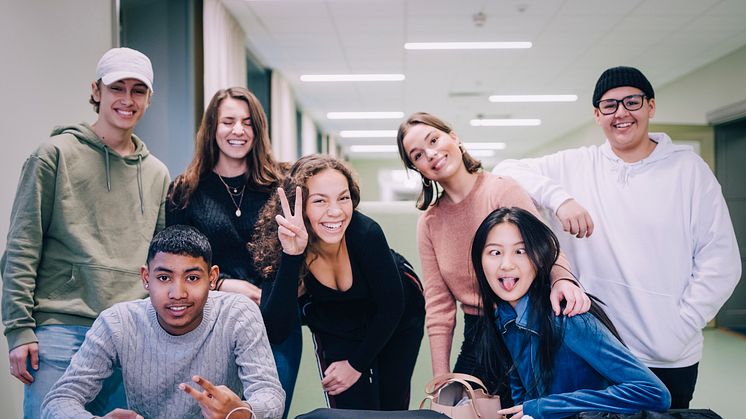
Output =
[
  {"x1": 46, "y1": 264, "x2": 146, "y2": 317},
  {"x1": 584, "y1": 276, "x2": 691, "y2": 364}
]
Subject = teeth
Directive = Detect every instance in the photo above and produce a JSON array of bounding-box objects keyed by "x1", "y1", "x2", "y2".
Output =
[
  {"x1": 117, "y1": 110, "x2": 134, "y2": 116},
  {"x1": 321, "y1": 222, "x2": 342, "y2": 230},
  {"x1": 227, "y1": 139, "x2": 246, "y2": 145},
  {"x1": 615, "y1": 122, "x2": 632, "y2": 128},
  {"x1": 169, "y1": 306, "x2": 187, "y2": 312}
]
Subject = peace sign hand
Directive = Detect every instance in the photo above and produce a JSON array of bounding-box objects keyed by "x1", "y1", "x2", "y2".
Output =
[{"x1": 275, "y1": 186, "x2": 308, "y2": 256}]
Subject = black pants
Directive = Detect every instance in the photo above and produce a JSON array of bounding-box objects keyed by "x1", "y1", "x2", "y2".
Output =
[
  {"x1": 649, "y1": 363, "x2": 699, "y2": 409},
  {"x1": 452, "y1": 313, "x2": 514, "y2": 408},
  {"x1": 314, "y1": 293, "x2": 425, "y2": 410}
]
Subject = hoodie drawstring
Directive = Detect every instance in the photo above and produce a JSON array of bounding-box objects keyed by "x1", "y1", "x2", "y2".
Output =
[
  {"x1": 617, "y1": 165, "x2": 630, "y2": 185},
  {"x1": 103, "y1": 146, "x2": 145, "y2": 215},
  {"x1": 104, "y1": 147, "x2": 111, "y2": 191},
  {"x1": 137, "y1": 154, "x2": 144, "y2": 215}
]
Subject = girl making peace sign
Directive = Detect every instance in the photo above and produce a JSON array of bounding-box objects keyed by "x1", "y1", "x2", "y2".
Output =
[{"x1": 251, "y1": 154, "x2": 424, "y2": 410}]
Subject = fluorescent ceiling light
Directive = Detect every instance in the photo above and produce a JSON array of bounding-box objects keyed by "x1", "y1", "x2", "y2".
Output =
[
  {"x1": 340, "y1": 130, "x2": 398, "y2": 138},
  {"x1": 327, "y1": 112, "x2": 404, "y2": 120},
  {"x1": 348, "y1": 143, "x2": 506, "y2": 154},
  {"x1": 471, "y1": 119, "x2": 541, "y2": 127},
  {"x1": 300, "y1": 74, "x2": 405, "y2": 82},
  {"x1": 349, "y1": 145, "x2": 398, "y2": 153},
  {"x1": 464, "y1": 142, "x2": 506, "y2": 150},
  {"x1": 405, "y1": 42, "x2": 531, "y2": 50},
  {"x1": 489, "y1": 94, "x2": 577, "y2": 102}
]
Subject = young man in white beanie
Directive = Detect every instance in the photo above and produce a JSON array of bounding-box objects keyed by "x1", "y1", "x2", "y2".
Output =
[
  {"x1": 493, "y1": 66, "x2": 741, "y2": 408},
  {"x1": 2, "y1": 47, "x2": 170, "y2": 418}
]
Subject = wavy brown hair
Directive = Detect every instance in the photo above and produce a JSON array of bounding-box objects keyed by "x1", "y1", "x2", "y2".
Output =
[
  {"x1": 250, "y1": 154, "x2": 361, "y2": 281},
  {"x1": 396, "y1": 112, "x2": 482, "y2": 210},
  {"x1": 168, "y1": 87, "x2": 282, "y2": 208}
]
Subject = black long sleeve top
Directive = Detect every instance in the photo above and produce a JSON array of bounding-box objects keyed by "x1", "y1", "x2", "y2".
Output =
[
  {"x1": 260, "y1": 211, "x2": 405, "y2": 372},
  {"x1": 166, "y1": 172, "x2": 271, "y2": 284}
]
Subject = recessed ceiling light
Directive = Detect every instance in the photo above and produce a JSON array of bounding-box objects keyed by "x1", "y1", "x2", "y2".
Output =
[
  {"x1": 349, "y1": 145, "x2": 398, "y2": 153},
  {"x1": 300, "y1": 74, "x2": 405, "y2": 82},
  {"x1": 464, "y1": 142, "x2": 507, "y2": 150},
  {"x1": 489, "y1": 95, "x2": 577, "y2": 102},
  {"x1": 470, "y1": 119, "x2": 541, "y2": 127},
  {"x1": 327, "y1": 112, "x2": 404, "y2": 120},
  {"x1": 404, "y1": 42, "x2": 532, "y2": 50},
  {"x1": 340, "y1": 130, "x2": 398, "y2": 138}
]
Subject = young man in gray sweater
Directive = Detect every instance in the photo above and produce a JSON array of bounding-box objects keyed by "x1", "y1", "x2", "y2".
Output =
[{"x1": 41, "y1": 225, "x2": 285, "y2": 419}]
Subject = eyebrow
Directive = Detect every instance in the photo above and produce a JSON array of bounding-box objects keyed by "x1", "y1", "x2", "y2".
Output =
[
  {"x1": 408, "y1": 129, "x2": 437, "y2": 156},
  {"x1": 484, "y1": 241, "x2": 525, "y2": 247},
  {"x1": 152, "y1": 266, "x2": 204, "y2": 274},
  {"x1": 308, "y1": 189, "x2": 350, "y2": 199}
]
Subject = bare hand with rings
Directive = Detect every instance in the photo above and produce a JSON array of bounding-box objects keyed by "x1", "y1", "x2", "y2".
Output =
[{"x1": 275, "y1": 186, "x2": 308, "y2": 256}]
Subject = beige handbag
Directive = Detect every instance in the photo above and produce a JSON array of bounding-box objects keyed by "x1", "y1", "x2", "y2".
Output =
[{"x1": 419, "y1": 373, "x2": 505, "y2": 419}]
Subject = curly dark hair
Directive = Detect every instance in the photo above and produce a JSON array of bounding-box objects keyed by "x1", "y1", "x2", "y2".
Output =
[{"x1": 250, "y1": 154, "x2": 361, "y2": 281}]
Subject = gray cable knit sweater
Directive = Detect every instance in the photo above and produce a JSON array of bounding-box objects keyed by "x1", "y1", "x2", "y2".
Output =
[{"x1": 41, "y1": 291, "x2": 285, "y2": 419}]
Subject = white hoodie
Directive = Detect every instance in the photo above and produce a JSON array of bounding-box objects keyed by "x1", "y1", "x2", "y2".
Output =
[{"x1": 494, "y1": 133, "x2": 741, "y2": 368}]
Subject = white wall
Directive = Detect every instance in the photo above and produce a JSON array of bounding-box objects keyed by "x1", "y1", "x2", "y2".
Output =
[
  {"x1": 0, "y1": 1, "x2": 115, "y2": 415},
  {"x1": 270, "y1": 72, "x2": 298, "y2": 162}
]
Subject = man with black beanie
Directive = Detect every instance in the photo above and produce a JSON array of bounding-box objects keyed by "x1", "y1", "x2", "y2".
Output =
[{"x1": 493, "y1": 66, "x2": 741, "y2": 408}]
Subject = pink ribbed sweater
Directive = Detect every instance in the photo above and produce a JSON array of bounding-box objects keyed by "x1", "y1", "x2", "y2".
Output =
[{"x1": 417, "y1": 172, "x2": 572, "y2": 375}]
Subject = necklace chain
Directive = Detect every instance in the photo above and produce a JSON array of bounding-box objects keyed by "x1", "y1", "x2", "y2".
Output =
[{"x1": 216, "y1": 174, "x2": 245, "y2": 217}]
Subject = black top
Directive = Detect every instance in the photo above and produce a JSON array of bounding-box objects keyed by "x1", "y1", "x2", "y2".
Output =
[
  {"x1": 260, "y1": 211, "x2": 405, "y2": 372},
  {"x1": 166, "y1": 172, "x2": 271, "y2": 285}
]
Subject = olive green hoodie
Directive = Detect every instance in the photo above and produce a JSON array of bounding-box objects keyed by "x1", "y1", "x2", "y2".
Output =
[{"x1": 1, "y1": 123, "x2": 170, "y2": 350}]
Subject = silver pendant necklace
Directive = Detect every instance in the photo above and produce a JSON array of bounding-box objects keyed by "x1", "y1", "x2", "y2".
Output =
[{"x1": 217, "y1": 174, "x2": 246, "y2": 217}]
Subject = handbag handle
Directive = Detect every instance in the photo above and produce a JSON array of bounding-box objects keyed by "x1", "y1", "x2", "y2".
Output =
[
  {"x1": 425, "y1": 373, "x2": 489, "y2": 395},
  {"x1": 418, "y1": 395, "x2": 434, "y2": 410},
  {"x1": 423, "y1": 373, "x2": 487, "y2": 418}
]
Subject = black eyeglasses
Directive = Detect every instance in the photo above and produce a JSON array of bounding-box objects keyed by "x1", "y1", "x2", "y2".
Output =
[{"x1": 597, "y1": 94, "x2": 647, "y2": 115}]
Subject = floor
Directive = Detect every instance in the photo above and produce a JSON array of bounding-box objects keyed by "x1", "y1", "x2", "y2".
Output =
[{"x1": 287, "y1": 327, "x2": 746, "y2": 418}]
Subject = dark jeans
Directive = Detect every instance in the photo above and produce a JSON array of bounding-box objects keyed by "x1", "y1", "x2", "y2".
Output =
[
  {"x1": 452, "y1": 313, "x2": 513, "y2": 408},
  {"x1": 649, "y1": 363, "x2": 699, "y2": 409},
  {"x1": 271, "y1": 319, "x2": 303, "y2": 419}
]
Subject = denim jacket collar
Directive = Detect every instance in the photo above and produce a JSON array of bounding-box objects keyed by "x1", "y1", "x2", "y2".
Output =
[{"x1": 495, "y1": 295, "x2": 539, "y2": 335}]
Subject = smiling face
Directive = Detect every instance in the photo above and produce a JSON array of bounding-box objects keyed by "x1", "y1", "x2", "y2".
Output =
[
  {"x1": 304, "y1": 169, "x2": 354, "y2": 247},
  {"x1": 401, "y1": 123, "x2": 465, "y2": 182},
  {"x1": 92, "y1": 78, "x2": 150, "y2": 134},
  {"x1": 594, "y1": 86, "x2": 656, "y2": 162},
  {"x1": 215, "y1": 97, "x2": 255, "y2": 171},
  {"x1": 481, "y1": 222, "x2": 537, "y2": 308},
  {"x1": 141, "y1": 252, "x2": 218, "y2": 336}
]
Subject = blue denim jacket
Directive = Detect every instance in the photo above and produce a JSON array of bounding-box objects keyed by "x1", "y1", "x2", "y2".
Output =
[{"x1": 496, "y1": 296, "x2": 670, "y2": 418}]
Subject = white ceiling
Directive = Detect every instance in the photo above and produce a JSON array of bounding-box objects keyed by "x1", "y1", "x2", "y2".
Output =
[{"x1": 223, "y1": 0, "x2": 746, "y2": 160}]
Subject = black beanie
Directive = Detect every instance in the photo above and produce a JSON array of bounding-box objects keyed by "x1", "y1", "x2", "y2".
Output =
[{"x1": 592, "y1": 66, "x2": 654, "y2": 107}]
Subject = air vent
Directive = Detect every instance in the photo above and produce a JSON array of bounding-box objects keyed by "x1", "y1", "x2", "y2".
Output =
[{"x1": 448, "y1": 91, "x2": 484, "y2": 98}]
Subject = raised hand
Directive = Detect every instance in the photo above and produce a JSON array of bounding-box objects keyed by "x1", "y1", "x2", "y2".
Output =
[
  {"x1": 179, "y1": 375, "x2": 251, "y2": 419},
  {"x1": 275, "y1": 186, "x2": 308, "y2": 256},
  {"x1": 556, "y1": 199, "x2": 594, "y2": 238}
]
